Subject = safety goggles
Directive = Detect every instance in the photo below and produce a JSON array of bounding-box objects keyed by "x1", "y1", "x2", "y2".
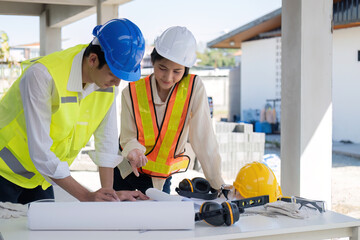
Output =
[{"x1": 278, "y1": 196, "x2": 326, "y2": 213}]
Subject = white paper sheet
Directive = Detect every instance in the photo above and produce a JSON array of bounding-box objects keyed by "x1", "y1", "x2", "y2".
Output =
[
  {"x1": 146, "y1": 188, "x2": 187, "y2": 201},
  {"x1": 145, "y1": 188, "x2": 211, "y2": 211},
  {"x1": 28, "y1": 201, "x2": 194, "y2": 230}
]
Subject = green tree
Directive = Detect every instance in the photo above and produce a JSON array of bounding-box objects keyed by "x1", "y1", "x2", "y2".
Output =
[
  {"x1": 197, "y1": 48, "x2": 236, "y2": 68},
  {"x1": 0, "y1": 31, "x2": 10, "y2": 62}
]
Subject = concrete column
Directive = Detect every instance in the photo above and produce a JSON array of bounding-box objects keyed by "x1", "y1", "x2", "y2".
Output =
[
  {"x1": 97, "y1": 1, "x2": 118, "y2": 25},
  {"x1": 281, "y1": 0, "x2": 332, "y2": 205},
  {"x1": 40, "y1": 8, "x2": 61, "y2": 56},
  {"x1": 228, "y1": 66, "x2": 241, "y2": 121}
]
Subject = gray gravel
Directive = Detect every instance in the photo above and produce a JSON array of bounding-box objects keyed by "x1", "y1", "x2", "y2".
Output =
[{"x1": 332, "y1": 153, "x2": 360, "y2": 219}]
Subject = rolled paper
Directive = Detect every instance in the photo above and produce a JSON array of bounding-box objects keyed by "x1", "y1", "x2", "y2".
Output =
[{"x1": 28, "y1": 201, "x2": 194, "y2": 230}]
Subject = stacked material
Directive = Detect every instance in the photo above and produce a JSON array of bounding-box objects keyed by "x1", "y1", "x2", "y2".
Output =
[{"x1": 215, "y1": 122, "x2": 265, "y2": 182}]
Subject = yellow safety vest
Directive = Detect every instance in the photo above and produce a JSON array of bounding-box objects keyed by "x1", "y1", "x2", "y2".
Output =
[
  {"x1": 126, "y1": 74, "x2": 195, "y2": 178},
  {"x1": 0, "y1": 45, "x2": 115, "y2": 189}
]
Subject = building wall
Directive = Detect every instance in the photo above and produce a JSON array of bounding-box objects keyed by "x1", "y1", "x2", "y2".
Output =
[
  {"x1": 201, "y1": 76, "x2": 229, "y2": 112},
  {"x1": 241, "y1": 37, "x2": 280, "y2": 122},
  {"x1": 240, "y1": 29, "x2": 360, "y2": 143},
  {"x1": 332, "y1": 27, "x2": 360, "y2": 143}
]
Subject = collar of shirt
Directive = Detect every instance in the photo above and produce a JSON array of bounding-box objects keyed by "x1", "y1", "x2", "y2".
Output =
[
  {"x1": 67, "y1": 48, "x2": 100, "y2": 100},
  {"x1": 150, "y1": 74, "x2": 174, "y2": 105}
]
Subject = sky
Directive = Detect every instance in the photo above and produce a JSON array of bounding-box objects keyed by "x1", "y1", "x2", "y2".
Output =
[{"x1": 0, "y1": 0, "x2": 281, "y2": 51}]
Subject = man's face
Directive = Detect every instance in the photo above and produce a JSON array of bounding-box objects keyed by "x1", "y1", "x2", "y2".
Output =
[
  {"x1": 91, "y1": 64, "x2": 120, "y2": 89},
  {"x1": 86, "y1": 53, "x2": 121, "y2": 89}
]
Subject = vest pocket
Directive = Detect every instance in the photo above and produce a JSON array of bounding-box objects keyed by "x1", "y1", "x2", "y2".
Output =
[
  {"x1": 51, "y1": 135, "x2": 72, "y2": 161},
  {"x1": 72, "y1": 122, "x2": 89, "y2": 151}
]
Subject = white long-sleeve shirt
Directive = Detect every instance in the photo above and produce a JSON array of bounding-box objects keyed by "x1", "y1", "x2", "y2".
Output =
[
  {"x1": 19, "y1": 48, "x2": 122, "y2": 180},
  {"x1": 118, "y1": 74, "x2": 225, "y2": 190}
]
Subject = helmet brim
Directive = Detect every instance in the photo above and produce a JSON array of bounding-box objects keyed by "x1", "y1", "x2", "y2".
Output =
[{"x1": 108, "y1": 62, "x2": 141, "y2": 82}]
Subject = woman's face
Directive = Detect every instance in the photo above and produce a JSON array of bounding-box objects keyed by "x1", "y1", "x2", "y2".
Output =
[{"x1": 153, "y1": 58, "x2": 185, "y2": 92}]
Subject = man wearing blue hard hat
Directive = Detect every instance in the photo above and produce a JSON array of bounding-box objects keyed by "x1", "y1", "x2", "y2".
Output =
[{"x1": 0, "y1": 18, "x2": 148, "y2": 204}]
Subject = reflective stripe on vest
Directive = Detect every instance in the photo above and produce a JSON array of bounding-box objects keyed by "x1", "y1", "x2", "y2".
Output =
[
  {"x1": 0, "y1": 147, "x2": 34, "y2": 179},
  {"x1": 130, "y1": 75, "x2": 158, "y2": 148},
  {"x1": 61, "y1": 96, "x2": 77, "y2": 103},
  {"x1": 96, "y1": 87, "x2": 114, "y2": 93},
  {"x1": 129, "y1": 74, "x2": 195, "y2": 178}
]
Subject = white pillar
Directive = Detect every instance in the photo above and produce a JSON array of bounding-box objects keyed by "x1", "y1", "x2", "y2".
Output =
[
  {"x1": 97, "y1": 1, "x2": 118, "y2": 25},
  {"x1": 40, "y1": 9, "x2": 61, "y2": 56},
  {"x1": 281, "y1": 0, "x2": 332, "y2": 205}
]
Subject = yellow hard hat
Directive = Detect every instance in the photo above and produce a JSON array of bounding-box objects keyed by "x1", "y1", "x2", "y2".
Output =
[{"x1": 233, "y1": 161, "x2": 282, "y2": 202}]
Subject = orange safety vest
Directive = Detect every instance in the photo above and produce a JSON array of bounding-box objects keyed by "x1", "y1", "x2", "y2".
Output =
[{"x1": 127, "y1": 74, "x2": 196, "y2": 178}]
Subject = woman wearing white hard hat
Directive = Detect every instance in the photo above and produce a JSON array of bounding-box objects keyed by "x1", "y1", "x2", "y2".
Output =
[{"x1": 113, "y1": 26, "x2": 226, "y2": 193}]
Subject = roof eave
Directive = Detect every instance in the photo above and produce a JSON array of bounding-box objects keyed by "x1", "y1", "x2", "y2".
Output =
[{"x1": 207, "y1": 8, "x2": 281, "y2": 49}]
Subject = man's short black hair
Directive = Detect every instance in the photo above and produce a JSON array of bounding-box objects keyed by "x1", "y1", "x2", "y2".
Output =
[
  {"x1": 84, "y1": 43, "x2": 107, "y2": 69},
  {"x1": 150, "y1": 48, "x2": 189, "y2": 78}
]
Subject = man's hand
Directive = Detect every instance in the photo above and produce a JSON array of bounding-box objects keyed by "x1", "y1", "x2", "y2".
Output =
[
  {"x1": 116, "y1": 190, "x2": 149, "y2": 201},
  {"x1": 127, "y1": 149, "x2": 148, "y2": 177},
  {"x1": 50, "y1": 176, "x2": 120, "y2": 202},
  {"x1": 87, "y1": 188, "x2": 120, "y2": 202}
]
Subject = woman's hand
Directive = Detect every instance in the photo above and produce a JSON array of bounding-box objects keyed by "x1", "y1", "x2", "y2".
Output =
[{"x1": 127, "y1": 149, "x2": 148, "y2": 177}]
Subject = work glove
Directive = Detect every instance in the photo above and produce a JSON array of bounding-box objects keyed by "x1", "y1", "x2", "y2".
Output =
[
  {"x1": 264, "y1": 201, "x2": 306, "y2": 219},
  {"x1": 0, "y1": 202, "x2": 28, "y2": 219}
]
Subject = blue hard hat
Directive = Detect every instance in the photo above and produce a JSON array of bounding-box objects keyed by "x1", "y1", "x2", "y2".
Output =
[{"x1": 92, "y1": 18, "x2": 145, "y2": 82}]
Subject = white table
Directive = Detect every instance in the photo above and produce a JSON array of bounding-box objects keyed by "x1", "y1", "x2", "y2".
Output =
[{"x1": 0, "y1": 211, "x2": 359, "y2": 240}]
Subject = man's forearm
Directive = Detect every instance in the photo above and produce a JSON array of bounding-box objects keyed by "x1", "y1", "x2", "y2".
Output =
[
  {"x1": 99, "y1": 167, "x2": 114, "y2": 189},
  {"x1": 50, "y1": 175, "x2": 91, "y2": 201}
]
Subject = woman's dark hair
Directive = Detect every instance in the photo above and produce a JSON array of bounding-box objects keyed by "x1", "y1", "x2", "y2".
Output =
[
  {"x1": 84, "y1": 43, "x2": 107, "y2": 69},
  {"x1": 150, "y1": 48, "x2": 189, "y2": 78}
]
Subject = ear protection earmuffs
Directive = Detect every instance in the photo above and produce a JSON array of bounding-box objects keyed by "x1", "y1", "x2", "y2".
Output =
[
  {"x1": 195, "y1": 201, "x2": 243, "y2": 226},
  {"x1": 176, "y1": 177, "x2": 218, "y2": 200},
  {"x1": 179, "y1": 177, "x2": 211, "y2": 194}
]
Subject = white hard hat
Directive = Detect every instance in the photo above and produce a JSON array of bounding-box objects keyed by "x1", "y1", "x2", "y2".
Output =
[{"x1": 154, "y1": 26, "x2": 197, "y2": 68}]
